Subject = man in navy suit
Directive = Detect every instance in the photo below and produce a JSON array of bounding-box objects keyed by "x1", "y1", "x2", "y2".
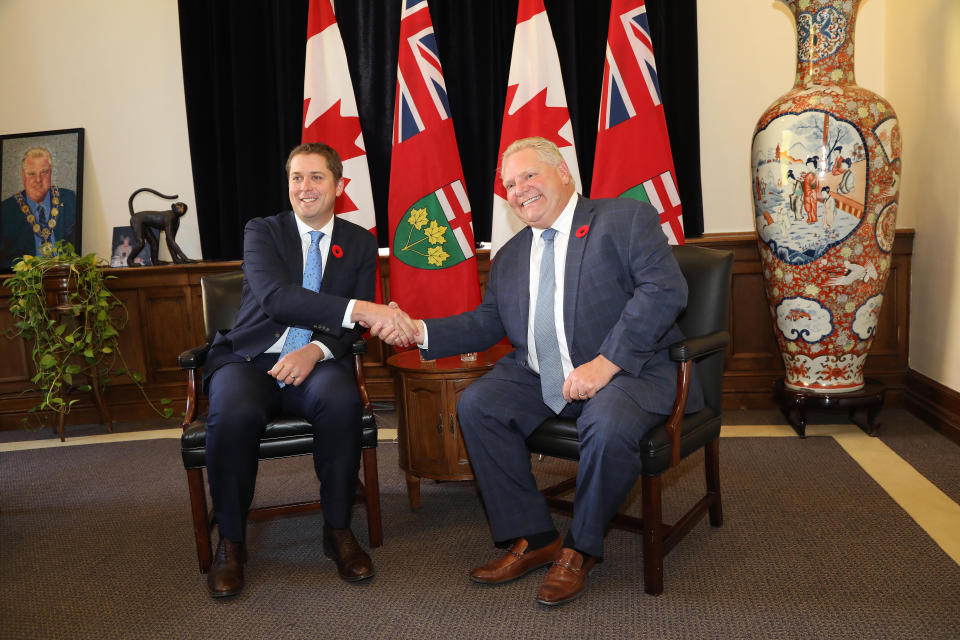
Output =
[
  {"x1": 375, "y1": 137, "x2": 702, "y2": 606},
  {"x1": 1, "y1": 147, "x2": 77, "y2": 270},
  {"x1": 202, "y1": 143, "x2": 401, "y2": 597}
]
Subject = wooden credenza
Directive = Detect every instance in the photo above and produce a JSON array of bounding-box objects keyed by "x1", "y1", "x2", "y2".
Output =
[{"x1": 0, "y1": 231, "x2": 913, "y2": 429}]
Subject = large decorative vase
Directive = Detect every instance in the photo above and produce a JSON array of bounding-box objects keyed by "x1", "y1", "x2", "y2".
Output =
[{"x1": 751, "y1": 0, "x2": 900, "y2": 393}]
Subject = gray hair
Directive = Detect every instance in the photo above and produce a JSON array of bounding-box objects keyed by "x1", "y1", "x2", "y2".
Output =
[
  {"x1": 21, "y1": 147, "x2": 53, "y2": 171},
  {"x1": 500, "y1": 136, "x2": 576, "y2": 189}
]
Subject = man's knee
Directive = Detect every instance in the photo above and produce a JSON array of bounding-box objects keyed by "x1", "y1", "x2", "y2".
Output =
[{"x1": 457, "y1": 382, "x2": 482, "y2": 420}]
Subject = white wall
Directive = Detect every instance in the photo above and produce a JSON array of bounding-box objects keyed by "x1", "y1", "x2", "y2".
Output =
[
  {"x1": 0, "y1": 0, "x2": 200, "y2": 263},
  {"x1": 885, "y1": 0, "x2": 960, "y2": 391}
]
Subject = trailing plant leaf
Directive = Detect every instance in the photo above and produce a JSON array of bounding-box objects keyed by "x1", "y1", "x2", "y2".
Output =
[{"x1": 3, "y1": 240, "x2": 175, "y2": 425}]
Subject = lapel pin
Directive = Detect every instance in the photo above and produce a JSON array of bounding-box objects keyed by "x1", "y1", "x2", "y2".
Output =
[
  {"x1": 331, "y1": 244, "x2": 343, "y2": 258},
  {"x1": 575, "y1": 225, "x2": 590, "y2": 238}
]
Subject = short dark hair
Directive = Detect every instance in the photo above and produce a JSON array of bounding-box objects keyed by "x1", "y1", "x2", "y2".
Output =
[{"x1": 286, "y1": 143, "x2": 343, "y2": 180}]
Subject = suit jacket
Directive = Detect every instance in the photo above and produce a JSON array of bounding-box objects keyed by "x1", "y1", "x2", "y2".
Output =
[
  {"x1": 1, "y1": 187, "x2": 77, "y2": 270},
  {"x1": 204, "y1": 211, "x2": 378, "y2": 385},
  {"x1": 422, "y1": 196, "x2": 703, "y2": 416}
]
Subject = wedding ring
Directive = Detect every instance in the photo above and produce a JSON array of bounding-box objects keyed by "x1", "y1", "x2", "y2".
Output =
[{"x1": 578, "y1": 392, "x2": 586, "y2": 398}]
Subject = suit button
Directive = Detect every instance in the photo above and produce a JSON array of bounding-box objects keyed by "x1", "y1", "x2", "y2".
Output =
[
  {"x1": 245, "y1": 355, "x2": 252, "y2": 362},
  {"x1": 274, "y1": 332, "x2": 281, "y2": 338}
]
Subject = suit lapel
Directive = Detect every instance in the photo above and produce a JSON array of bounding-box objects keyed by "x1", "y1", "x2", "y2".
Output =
[
  {"x1": 281, "y1": 212, "x2": 304, "y2": 283},
  {"x1": 563, "y1": 197, "x2": 595, "y2": 346},
  {"x1": 320, "y1": 217, "x2": 346, "y2": 291},
  {"x1": 512, "y1": 228, "x2": 533, "y2": 341}
]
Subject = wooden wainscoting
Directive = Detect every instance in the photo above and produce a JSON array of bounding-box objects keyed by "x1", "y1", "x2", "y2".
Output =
[
  {"x1": 905, "y1": 369, "x2": 960, "y2": 446},
  {"x1": 0, "y1": 230, "x2": 913, "y2": 428},
  {"x1": 690, "y1": 232, "x2": 913, "y2": 410}
]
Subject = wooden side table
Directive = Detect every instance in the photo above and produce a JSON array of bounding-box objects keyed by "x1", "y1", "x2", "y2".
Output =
[
  {"x1": 773, "y1": 378, "x2": 886, "y2": 438},
  {"x1": 387, "y1": 345, "x2": 510, "y2": 508}
]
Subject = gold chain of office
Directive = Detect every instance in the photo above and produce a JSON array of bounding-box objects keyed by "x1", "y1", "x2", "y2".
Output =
[{"x1": 14, "y1": 185, "x2": 61, "y2": 241}]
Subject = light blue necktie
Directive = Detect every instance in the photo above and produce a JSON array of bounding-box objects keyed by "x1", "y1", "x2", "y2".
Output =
[
  {"x1": 278, "y1": 230, "x2": 323, "y2": 387},
  {"x1": 534, "y1": 228, "x2": 566, "y2": 413}
]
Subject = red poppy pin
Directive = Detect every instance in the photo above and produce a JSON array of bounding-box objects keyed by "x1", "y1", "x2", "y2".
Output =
[
  {"x1": 575, "y1": 225, "x2": 590, "y2": 238},
  {"x1": 331, "y1": 244, "x2": 344, "y2": 258}
]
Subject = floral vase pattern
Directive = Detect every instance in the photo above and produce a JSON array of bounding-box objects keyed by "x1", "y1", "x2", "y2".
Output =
[{"x1": 752, "y1": 0, "x2": 900, "y2": 392}]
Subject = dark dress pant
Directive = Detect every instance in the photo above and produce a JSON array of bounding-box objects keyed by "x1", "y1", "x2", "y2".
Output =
[
  {"x1": 205, "y1": 351, "x2": 362, "y2": 542},
  {"x1": 456, "y1": 358, "x2": 663, "y2": 558}
]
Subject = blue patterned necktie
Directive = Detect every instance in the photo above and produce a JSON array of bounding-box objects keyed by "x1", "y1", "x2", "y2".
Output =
[
  {"x1": 37, "y1": 205, "x2": 47, "y2": 227},
  {"x1": 278, "y1": 230, "x2": 323, "y2": 387},
  {"x1": 534, "y1": 228, "x2": 566, "y2": 413}
]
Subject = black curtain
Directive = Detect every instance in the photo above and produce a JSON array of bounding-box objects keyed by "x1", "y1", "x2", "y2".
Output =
[{"x1": 178, "y1": 0, "x2": 701, "y2": 260}]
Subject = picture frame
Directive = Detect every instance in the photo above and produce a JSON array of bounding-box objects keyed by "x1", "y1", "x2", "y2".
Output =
[
  {"x1": 0, "y1": 127, "x2": 85, "y2": 272},
  {"x1": 110, "y1": 225, "x2": 152, "y2": 267}
]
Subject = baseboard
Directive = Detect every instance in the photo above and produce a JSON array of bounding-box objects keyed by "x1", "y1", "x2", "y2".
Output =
[{"x1": 904, "y1": 368, "x2": 960, "y2": 447}]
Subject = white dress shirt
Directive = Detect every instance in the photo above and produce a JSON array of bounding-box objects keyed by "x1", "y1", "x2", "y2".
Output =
[{"x1": 526, "y1": 192, "x2": 577, "y2": 380}]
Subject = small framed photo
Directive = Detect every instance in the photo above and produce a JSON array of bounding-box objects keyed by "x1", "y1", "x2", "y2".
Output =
[
  {"x1": 0, "y1": 128, "x2": 84, "y2": 272},
  {"x1": 110, "y1": 225, "x2": 153, "y2": 267}
]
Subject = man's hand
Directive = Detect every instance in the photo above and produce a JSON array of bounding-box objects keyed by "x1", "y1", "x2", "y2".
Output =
[
  {"x1": 368, "y1": 303, "x2": 424, "y2": 347},
  {"x1": 562, "y1": 354, "x2": 620, "y2": 402},
  {"x1": 268, "y1": 343, "x2": 323, "y2": 386}
]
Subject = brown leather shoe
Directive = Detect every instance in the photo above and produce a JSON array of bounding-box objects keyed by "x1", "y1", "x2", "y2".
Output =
[
  {"x1": 469, "y1": 536, "x2": 562, "y2": 584},
  {"x1": 323, "y1": 527, "x2": 375, "y2": 582},
  {"x1": 207, "y1": 538, "x2": 246, "y2": 598},
  {"x1": 535, "y1": 548, "x2": 596, "y2": 606}
]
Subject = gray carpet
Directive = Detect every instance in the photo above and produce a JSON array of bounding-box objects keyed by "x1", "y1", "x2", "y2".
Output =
[{"x1": 1, "y1": 411, "x2": 959, "y2": 639}]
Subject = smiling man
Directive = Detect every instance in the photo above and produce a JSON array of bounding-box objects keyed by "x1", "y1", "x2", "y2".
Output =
[
  {"x1": 199, "y1": 142, "x2": 402, "y2": 597},
  {"x1": 0, "y1": 147, "x2": 77, "y2": 269},
  {"x1": 374, "y1": 136, "x2": 702, "y2": 606}
]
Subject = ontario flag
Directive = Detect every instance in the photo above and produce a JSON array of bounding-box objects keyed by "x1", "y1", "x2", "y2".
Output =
[
  {"x1": 591, "y1": 0, "x2": 683, "y2": 244},
  {"x1": 491, "y1": 0, "x2": 581, "y2": 257},
  {"x1": 387, "y1": 0, "x2": 481, "y2": 319}
]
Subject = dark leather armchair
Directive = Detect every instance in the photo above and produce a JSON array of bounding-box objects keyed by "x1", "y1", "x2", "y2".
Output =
[
  {"x1": 525, "y1": 244, "x2": 733, "y2": 595},
  {"x1": 178, "y1": 271, "x2": 382, "y2": 574}
]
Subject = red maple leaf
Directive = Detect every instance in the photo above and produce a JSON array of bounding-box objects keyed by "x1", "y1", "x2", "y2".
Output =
[
  {"x1": 334, "y1": 176, "x2": 358, "y2": 215},
  {"x1": 302, "y1": 98, "x2": 365, "y2": 162},
  {"x1": 495, "y1": 84, "x2": 572, "y2": 198}
]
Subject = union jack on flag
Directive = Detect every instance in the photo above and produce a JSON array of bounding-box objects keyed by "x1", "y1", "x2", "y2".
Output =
[
  {"x1": 394, "y1": 0, "x2": 451, "y2": 144},
  {"x1": 601, "y1": 4, "x2": 662, "y2": 130},
  {"x1": 592, "y1": 0, "x2": 684, "y2": 245}
]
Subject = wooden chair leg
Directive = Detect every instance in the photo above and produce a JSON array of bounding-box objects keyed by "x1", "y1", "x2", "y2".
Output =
[
  {"x1": 186, "y1": 467, "x2": 213, "y2": 574},
  {"x1": 705, "y1": 438, "x2": 723, "y2": 526},
  {"x1": 362, "y1": 448, "x2": 383, "y2": 548},
  {"x1": 642, "y1": 474, "x2": 665, "y2": 596}
]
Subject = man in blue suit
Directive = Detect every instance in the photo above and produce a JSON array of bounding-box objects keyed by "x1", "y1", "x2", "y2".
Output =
[
  {"x1": 376, "y1": 137, "x2": 702, "y2": 606},
  {"x1": 1, "y1": 147, "x2": 77, "y2": 270},
  {"x1": 202, "y1": 143, "x2": 401, "y2": 597}
]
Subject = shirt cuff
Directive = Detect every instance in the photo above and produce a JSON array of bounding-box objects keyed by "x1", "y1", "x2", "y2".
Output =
[
  {"x1": 342, "y1": 299, "x2": 357, "y2": 329},
  {"x1": 418, "y1": 320, "x2": 428, "y2": 350},
  {"x1": 311, "y1": 340, "x2": 333, "y2": 362}
]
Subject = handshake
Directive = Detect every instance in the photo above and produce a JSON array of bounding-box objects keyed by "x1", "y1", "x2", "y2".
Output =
[{"x1": 351, "y1": 300, "x2": 424, "y2": 348}]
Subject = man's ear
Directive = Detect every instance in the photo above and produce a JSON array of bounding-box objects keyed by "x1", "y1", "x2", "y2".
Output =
[
  {"x1": 557, "y1": 161, "x2": 571, "y2": 185},
  {"x1": 335, "y1": 177, "x2": 345, "y2": 197}
]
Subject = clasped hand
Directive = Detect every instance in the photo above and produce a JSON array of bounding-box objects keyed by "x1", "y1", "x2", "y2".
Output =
[{"x1": 353, "y1": 300, "x2": 422, "y2": 348}]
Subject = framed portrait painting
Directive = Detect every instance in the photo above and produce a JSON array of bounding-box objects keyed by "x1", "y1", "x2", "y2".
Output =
[{"x1": 0, "y1": 128, "x2": 84, "y2": 272}]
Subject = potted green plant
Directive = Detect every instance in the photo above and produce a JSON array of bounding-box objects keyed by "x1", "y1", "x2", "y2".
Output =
[{"x1": 4, "y1": 241, "x2": 173, "y2": 428}]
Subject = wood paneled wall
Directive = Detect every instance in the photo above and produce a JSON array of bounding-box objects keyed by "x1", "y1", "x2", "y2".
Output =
[{"x1": 0, "y1": 231, "x2": 912, "y2": 429}]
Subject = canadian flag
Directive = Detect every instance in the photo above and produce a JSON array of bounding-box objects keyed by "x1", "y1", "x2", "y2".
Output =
[
  {"x1": 302, "y1": 0, "x2": 376, "y2": 236},
  {"x1": 490, "y1": 0, "x2": 580, "y2": 257}
]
